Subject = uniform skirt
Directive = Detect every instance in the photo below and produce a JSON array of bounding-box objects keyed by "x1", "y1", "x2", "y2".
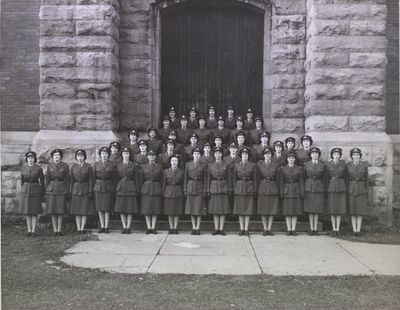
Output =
[
  {"x1": 303, "y1": 192, "x2": 324, "y2": 214},
  {"x1": 326, "y1": 192, "x2": 347, "y2": 215},
  {"x1": 71, "y1": 194, "x2": 95, "y2": 215},
  {"x1": 164, "y1": 197, "x2": 184, "y2": 216},
  {"x1": 141, "y1": 195, "x2": 162, "y2": 215},
  {"x1": 19, "y1": 195, "x2": 42, "y2": 215},
  {"x1": 114, "y1": 195, "x2": 139, "y2": 214},
  {"x1": 233, "y1": 195, "x2": 254, "y2": 215},
  {"x1": 46, "y1": 194, "x2": 66, "y2": 214},
  {"x1": 94, "y1": 192, "x2": 114, "y2": 212},
  {"x1": 257, "y1": 195, "x2": 280, "y2": 215},
  {"x1": 208, "y1": 194, "x2": 230, "y2": 215},
  {"x1": 348, "y1": 194, "x2": 368, "y2": 215},
  {"x1": 185, "y1": 195, "x2": 207, "y2": 216},
  {"x1": 281, "y1": 198, "x2": 303, "y2": 216}
]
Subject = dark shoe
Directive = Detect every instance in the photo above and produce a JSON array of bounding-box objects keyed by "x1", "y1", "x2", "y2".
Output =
[
  {"x1": 268, "y1": 231, "x2": 274, "y2": 236},
  {"x1": 292, "y1": 231, "x2": 298, "y2": 236},
  {"x1": 31, "y1": 232, "x2": 37, "y2": 237},
  {"x1": 238, "y1": 230, "x2": 244, "y2": 236},
  {"x1": 26, "y1": 232, "x2": 32, "y2": 237},
  {"x1": 168, "y1": 229, "x2": 174, "y2": 234},
  {"x1": 308, "y1": 230, "x2": 314, "y2": 236},
  {"x1": 191, "y1": 230, "x2": 196, "y2": 235},
  {"x1": 122, "y1": 229, "x2": 126, "y2": 234},
  {"x1": 54, "y1": 232, "x2": 58, "y2": 237},
  {"x1": 152, "y1": 229, "x2": 157, "y2": 234},
  {"x1": 126, "y1": 228, "x2": 131, "y2": 234},
  {"x1": 212, "y1": 230, "x2": 219, "y2": 236},
  {"x1": 57, "y1": 231, "x2": 63, "y2": 237},
  {"x1": 286, "y1": 231, "x2": 292, "y2": 236},
  {"x1": 219, "y1": 230, "x2": 225, "y2": 236},
  {"x1": 145, "y1": 229, "x2": 151, "y2": 234},
  {"x1": 314, "y1": 230, "x2": 320, "y2": 236},
  {"x1": 262, "y1": 230, "x2": 267, "y2": 236},
  {"x1": 98, "y1": 228, "x2": 105, "y2": 233},
  {"x1": 244, "y1": 230, "x2": 250, "y2": 236},
  {"x1": 104, "y1": 228, "x2": 110, "y2": 234},
  {"x1": 352, "y1": 231, "x2": 357, "y2": 237},
  {"x1": 174, "y1": 229, "x2": 179, "y2": 234},
  {"x1": 196, "y1": 230, "x2": 201, "y2": 235}
]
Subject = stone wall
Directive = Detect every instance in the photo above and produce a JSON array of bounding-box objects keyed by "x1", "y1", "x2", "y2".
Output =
[
  {"x1": 392, "y1": 135, "x2": 400, "y2": 211},
  {"x1": 305, "y1": 0, "x2": 387, "y2": 132}
]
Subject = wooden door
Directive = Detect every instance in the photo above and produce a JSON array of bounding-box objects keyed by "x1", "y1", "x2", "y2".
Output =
[{"x1": 161, "y1": 0, "x2": 264, "y2": 119}]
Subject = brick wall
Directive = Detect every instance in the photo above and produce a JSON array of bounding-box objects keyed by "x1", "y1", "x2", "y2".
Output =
[
  {"x1": 1, "y1": 0, "x2": 41, "y2": 131},
  {"x1": 386, "y1": 0, "x2": 399, "y2": 134}
]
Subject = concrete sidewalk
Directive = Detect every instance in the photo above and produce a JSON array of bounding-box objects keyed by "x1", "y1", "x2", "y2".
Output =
[{"x1": 61, "y1": 232, "x2": 400, "y2": 276}]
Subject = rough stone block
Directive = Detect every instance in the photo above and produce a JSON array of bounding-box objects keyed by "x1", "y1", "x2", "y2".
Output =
[
  {"x1": 77, "y1": 83, "x2": 118, "y2": 100},
  {"x1": 272, "y1": 104, "x2": 304, "y2": 118},
  {"x1": 39, "y1": 5, "x2": 74, "y2": 21},
  {"x1": 120, "y1": 0, "x2": 150, "y2": 12},
  {"x1": 349, "y1": 53, "x2": 387, "y2": 68},
  {"x1": 121, "y1": 73, "x2": 151, "y2": 88},
  {"x1": 307, "y1": 20, "x2": 349, "y2": 36},
  {"x1": 40, "y1": 114, "x2": 75, "y2": 130},
  {"x1": 350, "y1": 20, "x2": 386, "y2": 36},
  {"x1": 39, "y1": 83, "x2": 75, "y2": 99},
  {"x1": 305, "y1": 116, "x2": 348, "y2": 131},
  {"x1": 370, "y1": 186, "x2": 391, "y2": 206},
  {"x1": 120, "y1": 59, "x2": 151, "y2": 74},
  {"x1": 272, "y1": 89, "x2": 305, "y2": 105},
  {"x1": 119, "y1": 87, "x2": 152, "y2": 105},
  {"x1": 74, "y1": 5, "x2": 119, "y2": 21},
  {"x1": 272, "y1": 30, "x2": 305, "y2": 45},
  {"x1": 306, "y1": 68, "x2": 385, "y2": 85},
  {"x1": 76, "y1": 52, "x2": 118, "y2": 68},
  {"x1": 311, "y1": 5, "x2": 386, "y2": 20},
  {"x1": 76, "y1": 115, "x2": 117, "y2": 130},
  {"x1": 272, "y1": 74, "x2": 305, "y2": 89},
  {"x1": 372, "y1": 146, "x2": 394, "y2": 167},
  {"x1": 119, "y1": 42, "x2": 151, "y2": 59},
  {"x1": 41, "y1": 99, "x2": 115, "y2": 115},
  {"x1": 39, "y1": 52, "x2": 76, "y2": 67},
  {"x1": 41, "y1": 67, "x2": 119, "y2": 84},
  {"x1": 349, "y1": 116, "x2": 385, "y2": 132},
  {"x1": 272, "y1": 118, "x2": 304, "y2": 133},
  {"x1": 310, "y1": 0, "x2": 386, "y2": 4},
  {"x1": 305, "y1": 84, "x2": 348, "y2": 100},
  {"x1": 2, "y1": 197, "x2": 19, "y2": 214},
  {"x1": 349, "y1": 85, "x2": 385, "y2": 100},
  {"x1": 120, "y1": 29, "x2": 147, "y2": 44},
  {"x1": 308, "y1": 36, "x2": 387, "y2": 52},
  {"x1": 40, "y1": 21, "x2": 75, "y2": 36},
  {"x1": 40, "y1": 36, "x2": 118, "y2": 53},
  {"x1": 76, "y1": 20, "x2": 118, "y2": 38},
  {"x1": 1, "y1": 145, "x2": 31, "y2": 154},
  {"x1": 272, "y1": 15, "x2": 306, "y2": 31},
  {"x1": 368, "y1": 167, "x2": 392, "y2": 186},
  {"x1": 306, "y1": 52, "x2": 349, "y2": 68},
  {"x1": 77, "y1": 0, "x2": 121, "y2": 8},
  {"x1": 119, "y1": 13, "x2": 149, "y2": 30},
  {"x1": 304, "y1": 100, "x2": 384, "y2": 117},
  {"x1": 274, "y1": 0, "x2": 306, "y2": 15},
  {"x1": 1, "y1": 153, "x2": 24, "y2": 170}
]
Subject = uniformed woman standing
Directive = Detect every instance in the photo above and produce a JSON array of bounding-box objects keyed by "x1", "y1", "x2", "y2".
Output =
[
  {"x1": 163, "y1": 154, "x2": 184, "y2": 234},
  {"x1": 45, "y1": 149, "x2": 69, "y2": 236},
  {"x1": 158, "y1": 139, "x2": 177, "y2": 169},
  {"x1": 200, "y1": 142, "x2": 214, "y2": 165},
  {"x1": 249, "y1": 116, "x2": 265, "y2": 146},
  {"x1": 114, "y1": 147, "x2": 141, "y2": 234},
  {"x1": 280, "y1": 151, "x2": 304, "y2": 235},
  {"x1": 272, "y1": 140, "x2": 286, "y2": 167},
  {"x1": 128, "y1": 129, "x2": 140, "y2": 155},
  {"x1": 93, "y1": 147, "x2": 115, "y2": 233},
  {"x1": 254, "y1": 132, "x2": 270, "y2": 161},
  {"x1": 19, "y1": 151, "x2": 45, "y2": 236},
  {"x1": 70, "y1": 149, "x2": 94, "y2": 233},
  {"x1": 184, "y1": 148, "x2": 207, "y2": 235},
  {"x1": 257, "y1": 147, "x2": 280, "y2": 236},
  {"x1": 194, "y1": 115, "x2": 212, "y2": 147},
  {"x1": 188, "y1": 107, "x2": 199, "y2": 130},
  {"x1": 224, "y1": 105, "x2": 236, "y2": 130},
  {"x1": 140, "y1": 150, "x2": 163, "y2": 234},
  {"x1": 233, "y1": 147, "x2": 257, "y2": 236},
  {"x1": 134, "y1": 140, "x2": 149, "y2": 165},
  {"x1": 206, "y1": 105, "x2": 218, "y2": 129},
  {"x1": 296, "y1": 135, "x2": 313, "y2": 166},
  {"x1": 326, "y1": 147, "x2": 348, "y2": 236},
  {"x1": 109, "y1": 141, "x2": 123, "y2": 165},
  {"x1": 347, "y1": 148, "x2": 369, "y2": 236},
  {"x1": 207, "y1": 147, "x2": 232, "y2": 235},
  {"x1": 282, "y1": 137, "x2": 297, "y2": 159},
  {"x1": 304, "y1": 147, "x2": 327, "y2": 236}
]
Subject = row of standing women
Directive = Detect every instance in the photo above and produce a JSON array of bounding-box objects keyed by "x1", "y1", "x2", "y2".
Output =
[{"x1": 19, "y1": 132, "x2": 369, "y2": 237}]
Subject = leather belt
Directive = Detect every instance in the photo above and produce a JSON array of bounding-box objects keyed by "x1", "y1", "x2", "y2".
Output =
[
  {"x1": 241, "y1": 177, "x2": 251, "y2": 181},
  {"x1": 51, "y1": 178, "x2": 65, "y2": 181},
  {"x1": 262, "y1": 177, "x2": 275, "y2": 181},
  {"x1": 214, "y1": 177, "x2": 225, "y2": 180},
  {"x1": 26, "y1": 180, "x2": 39, "y2": 183},
  {"x1": 190, "y1": 177, "x2": 203, "y2": 181},
  {"x1": 352, "y1": 178, "x2": 364, "y2": 181}
]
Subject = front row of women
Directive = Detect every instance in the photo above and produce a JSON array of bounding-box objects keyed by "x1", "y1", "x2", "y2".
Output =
[{"x1": 19, "y1": 145, "x2": 368, "y2": 237}]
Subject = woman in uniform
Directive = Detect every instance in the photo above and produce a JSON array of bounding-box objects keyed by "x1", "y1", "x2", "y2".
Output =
[
  {"x1": 93, "y1": 147, "x2": 115, "y2": 233},
  {"x1": 225, "y1": 105, "x2": 236, "y2": 130},
  {"x1": 159, "y1": 139, "x2": 177, "y2": 169},
  {"x1": 147, "y1": 127, "x2": 163, "y2": 155},
  {"x1": 249, "y1": 116, "x2": 265, "y2": 146},
  {"x1": 231, "y1": 116, "x2": 250, "y2": 145},
  {"x1": 114, "y1": 147, "x2": 141, "y2": 234},
  {"x1": 128, "y1": 129, "x2": 140, "y2": 155},
  {"x1": 184, "y1": 147, "x2": 207, "y2": 235},
  {"x1": 140, "y1": 150, "x2": 163, "y2": 234},
  {"x1": 254, "y1": 132, "x2": 270, "y2": 162},
  {"x1": 134, "y1": 140, "x2": 149, "y2": 165},
  {"x1": 347, "y1": 148, "x2": 369, "y2": 236},
  {"x1": 283, "y1": 137, "x2": 297, "y2": 159},
  {"x1": 304, "y1": 147, "x2": 327, "y2": 236},
  {"x1": 212, "y1": 116, "x2": 231, "y2": 147},
  {"x1": 159, "y1": 115, "x2": 172, "y2": 143},
  {"x1": 243, "y1": 108, "x2": 255, "y2": 131},
  {"x1": 70, "y1": 149, "x2": 94, "y2": 234},
  {"x1": 188, "y1": 107, "x2": 199, "y2": 130},
  {"x1": 296, "y1": 135, "x2": 313, "y2": 166},
  {"x1": 185, "y1": 133, "x2": 199, "y2": 161},
  {"x1": 326, "y1": 147, "x2": 348, "y2": 236},
  {"x1": 280, "y1": 151, "x2": 304, "y2": 236},
  {"x1": 109, "y1": 141, "x2": 123, "y2": 165},
  {"x1": 163, "y1": 154, "x2": 184, "y2": 234},
  {"x1": 272, "y1": 140, "x2": 286, "y2": 167},
  {"x1": 207, "y1": 147, "x2": 232, "y2": 235},
  {"x1": 19, "y1": 151, "x2": 45, "y2": 236},
  {"x1": 45, "y1": 149, "x2": 69, "y2": 236},
  {"x1": 200, "y1": 142, "x2": 214, "y2": 165},
  {"x1": 169, "y1": 106, "x2": 180, "y2": 129},
  {"x1": 194, "y1": 115, "x2": 212, "y2": 147},
  {"x1": 233, "y1": 147, "x2": 257, "y2": 236},
  {"x1": 206, "y1": 105, "x2": 218, "y2": 129},
  {"x1": 176, "y1": 115, "x2": 192, "y2": 146},
  {"x1": 257, "y1": 147, "x2": 280, "y2": 236}
]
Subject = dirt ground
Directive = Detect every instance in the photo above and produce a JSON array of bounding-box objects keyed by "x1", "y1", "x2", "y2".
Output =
[{"x1": 2, "y1": 224, "x2": 400, "y2": 310}]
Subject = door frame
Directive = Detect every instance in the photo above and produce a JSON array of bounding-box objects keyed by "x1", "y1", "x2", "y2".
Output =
[{"x1": 150, "y1": 0, "x2": 272, "y2": 130}]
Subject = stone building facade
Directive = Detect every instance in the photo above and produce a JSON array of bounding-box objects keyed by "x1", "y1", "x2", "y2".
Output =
[{"x1": 1, "y1": 0, "x2": 399, "y2": 226}]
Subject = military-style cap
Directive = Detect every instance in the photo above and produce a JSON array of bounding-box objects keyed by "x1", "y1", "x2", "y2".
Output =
[
  {"x1": 246, "y1": 108, "x2": 253, "y2": 114},
  {"x1": 50, "y1": 148, "x2": 63, "y2": 158},
  {"x1": 286, "y1": 151, "x2": 297, "y2": 158},
  {"x1": 190, "y1": 133, "x2": 199, "y2": 139},
  {"x1": 227, "y1": 105, "x2": 235, "y2": 110},
  {"x1": 309, "y1": 147, "x2": 321, "y2": 156},
  {"x1": 166, "y1": 139, "x2": 176, "y2": 146},
  {"x1": 202, "y1": 142, "x2": 211, "y2": 148},
  {"x1": 285, "y1": 137, "x2": 296, "y2": 145},
  {"x1": 147, "y1": 149, "x2": 157, "y2": 156},
  {"x1": 213, "y1": 134, "x2": 223, "y2": 140},
  {"x1": 98, "y1": 146, "x2": 110, "y2": 156},
  {"x1": 25, "y1": 151, "x2": 37, "y2": 158},
  {"x1": 330, "y1": 147, "x2": 342, "y2": 158},
  {"x1": 235, "y1": 130, "x2": 246, "y2": 138},
  {"x1": 213, "y1": 147, "x2": 224, "y2": 154},
  {"x1": 128, "y1": 129, "x2": 138, "y2": 138},
  {"x1": 162, "y1": 115, "x2": 171, "y2": 121},
  {"x1": 236, "y1": 116, "x2": 244, "y2": 122},
  {"x1": 168, "y1": 130, "x2": 177, "y2": 136},
  {"x1": 262, "y1": 147, "x2": 274, "y2": 155},
  {"x1": 300, "y1": 135, "x2": 313, "y2": 145},
  {"x1": 259, "y1": 132, "x2": 270, "y2": 139},
  {"x1": 239, "y1": 147, "x2": 251, "y2": 156},
  {"x1": 208, "y1": 105, "x2": 215, "y2": 111},
  {"x1": 228, "y1": 143, "x2": 238, "y2": 149},
  {"x1": 198, "y1": 114, "x2": 207, "y2": 121},
  {"x1": 138, "y1": 140, "x2": 148, "y2": 146},
  {"x1": 109, "y1": 141, "x2": 121, "y2": 149},
  {"x1": 169, "y1": 107, "x2": 176, "y2": 112},
  {"x1": 350, "y1": 148, "x2": 362, "y2": 157},
  {"x1": 192, "y1": 147, "x2": 202, "y2": 155},
  {"x1": 255, "y1": 116, "x2": 263, "y2": 122},
  {"x1": 189, "y1": 107, "x2": 198, "y2": 113},
  {"x1": 169, "y1": 153, "x2": 180, "y2": 161},
  {"x1": 180, "y1": 115, "x2": 188, "y2": 120},
  {"x1": 75, "y1": 149, "x2": 87, "y2": 160},
  {"x1": 273, "y1": 140, "x2": 284, "y2": 148},
  {"x1": 147, "y1": 127, "x2": 157, "y2": 134},
  {"x1": 121, "y1": 147, "x2": 132, "y2": 153},
  {"x1": 217, "y1": 116, "x2": 225, "y2": 122}
]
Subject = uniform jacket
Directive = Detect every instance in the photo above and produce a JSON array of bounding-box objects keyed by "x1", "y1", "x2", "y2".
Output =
[
  {"x1": 69, "y1": 163, "x2": 93, "y2": 196},
  {"x1": 45, "y1": 162, "x2": 69, "y2": 195},
  {"x1": 158, "y1": 128, "x2": 172, "y2": 143},
  {"x1": 128, "y1": 143, "x2": 140, "y2": 155},
  {"x1": 273, "y1": 154, "x2": 287, "y2": 167},
  {"x1": 326, "y1": 160, "x2": 348, "y2": 193},
  {"x1": 21, "y1": 164, "x2": 45, "y2": 196},
  {"x1": 115, "y1": 162, "x2": 141, "y2": 196},
  {"x1": 224, "y1": 116, "x2": 236, "y2": 130},
  {"x1": 206, "y1": 161, "x2": 232, "y2": 194},
  {"x1": 243, "y1": 119, "x2": 256, "y2": 131},
  {"x1": 211, "y1": 127, "x2": 231, "y2": 147},
  {"x1": 206, "y1": 117, "x2": 218, "y2": 129},
  {"x1": 184, "y1": 144, "x2": 198, "y2": 162},
  {"x1": 279, "y1": 165, "x2": 305, "y2": 198},
  {"x1": 231, "y1": 129, "x2": 250, "y2": 146},
  {"x1": 140, "y1": 163, "x2": 163, "y2": 196},
  {"x1": 93, "y1": 161, "x2": 115, "y2": 193},
  {"x1": 148, "y1": 138, "x2": 163, "y2": 154},
  {"x1": 162, "y1": 168, "x2": 184, "y2": 198},
  {"x1": 304, "y1": 160, "x2": 327, "y2": 193},
  {"x1": 170, "y1": 118, "x2": 180, "y2": 129},
  {"x1": 184, "y1": 161, "x2": 207, "y2": 195},
  {"x1": 134, "y1": 153, "x2": 149, "y2": 166},
  {"x1": 158, "y1": 151, "x2": 177, "y2": 170},
  {"x1": 200, "y1": 155, "x2": 214, "y2": 166},
  {"x1": 223, "y1": 155, "x2": 241, "y2": 172},
  {"x1": 109, "y1": 153, "x2": 122, "y2": 165},
  {"x1": 176, "y1": 127, "x2": 193, "y2": 145},
  {"x1": 161, "y1": 143, "x2": 186, "y2": 165},
  {"x1": 347, "y1": 161, "x2": 369, "y2": 196},
  {"x1": 254, "y1": 144, "x2": 270, "y2": 161},
  {"x1": 193, "y1": 128, "x2": 212, "y2": 146},
  {"x1": 233, "y1": 161, "x2": 257, "y2": 195},
  {"x1": 249, "y1": 129, "x2": 264, "y2": 146},
  {"x1": 257, "y1": 161, "x2": 279, "y2": 195},
  {"x1": 296, "y1": 148, "x2": 310, "y2": 166},
  {"x1": 188, "y1": 117, "x2": 198, "y2": 130}
]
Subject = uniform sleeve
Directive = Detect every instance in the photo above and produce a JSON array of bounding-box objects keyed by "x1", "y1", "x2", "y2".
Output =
[
  {"x1": 45, "y1": 165, "x2": 50, "y2": 189},
  {"x1": 183, "y1": 165, "x2": 189, "y2": 194},
  {"x1": 69, "y1": 167, "x2": 74, "y2": 194},
  {"x1": 364, "y1": 163, "x2": 369, "y2": 192},
  {"x1": 20, "y1": 168, "x2": 25, "y2": 187},
  {"x1": 64, "y1": 164, "x2": 70, "y2": 195},
  {"x1": 252, "y1": 164, "x2": 257, "y2": 194},
  {"x1": 275, "y1": 165, "x2": 280, "y2": 196},
  {"x1": 88, "y1": 166, "x2": 94, "y2": 194},
  {"x1": 137, "y1": 166, "x2": 143, "y2": 191},
  {"x1": 39, "y1": 168, "x2": 45, "y2": 196},
  {"x1": 299, "y1": 166, "x2": 305, "y2": 197},
  {"x1": 279, "y1": 168, "x2": 284, "y2": 197},
  {"x1": 162, "y1": 169, "x2": 167, "y2": 196},
  {"x1": 231, "y1": 164, "x2": 237, "y2": 193},
  {"x1": 206, "y1": 165, "x2": 211, "y2": 194},
  {"x1": 322, "y1": 163, "x2": 329, "y2": 193}
]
